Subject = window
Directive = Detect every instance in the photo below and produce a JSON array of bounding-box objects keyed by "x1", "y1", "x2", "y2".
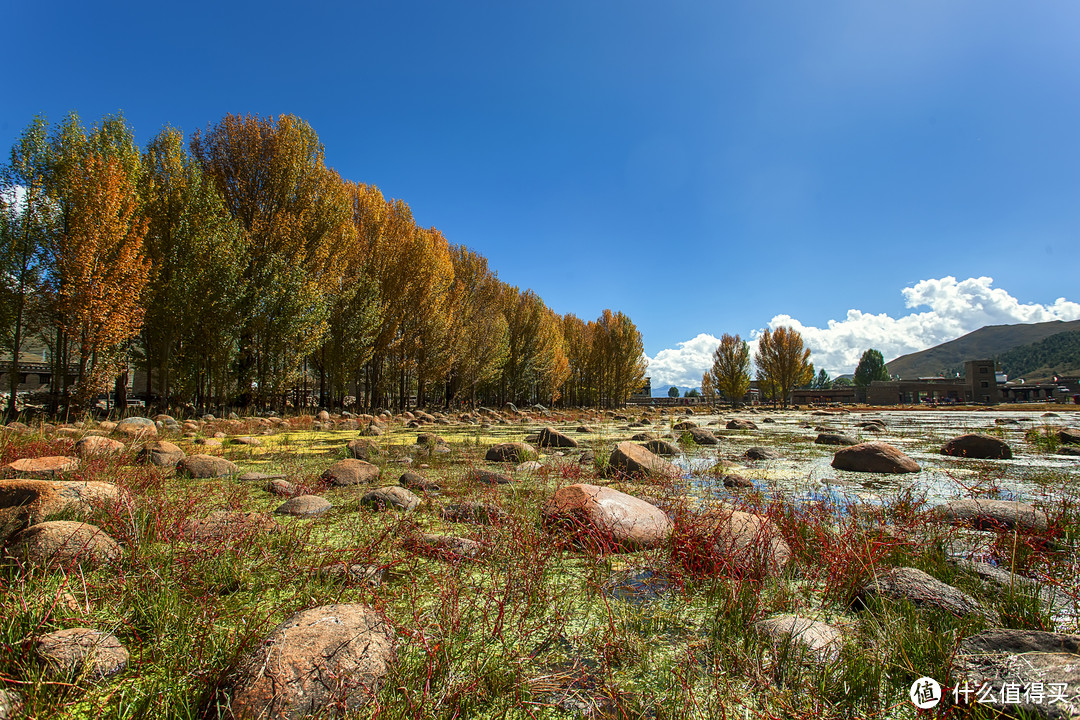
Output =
[{"x1": 981, "y1": 381, "x2": 989, "y2": 388}]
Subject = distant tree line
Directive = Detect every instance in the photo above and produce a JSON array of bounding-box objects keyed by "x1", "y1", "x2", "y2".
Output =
[
  {"x1": 0, "y1": 112, "x2": 647, "y2": 414},
  {"x1": 995, "y1": 330, "x2": 1080, "y2": 381}
]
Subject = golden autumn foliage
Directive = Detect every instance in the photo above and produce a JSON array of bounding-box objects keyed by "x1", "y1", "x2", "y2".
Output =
[
  {"x1": 709, "y1": 333, "x2": 751, "y2": 407},
  {"x1": 55, "y1": 152, "x2": 150, "y2": 408},
  {"x1": 7, "y1": 111, "x2": 650, "y2": 411},
  {"x1": 754, "y1": 326, "x2": 813, "y2": 408}
]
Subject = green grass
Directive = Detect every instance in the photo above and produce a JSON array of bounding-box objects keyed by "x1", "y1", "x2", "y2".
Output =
[{"x1": 0, "y1": 409, "x2": 1078, "y2": 718}]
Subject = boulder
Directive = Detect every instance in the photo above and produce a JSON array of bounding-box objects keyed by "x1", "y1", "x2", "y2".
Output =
[
  {"x1": 537, "y1": 426, "x2": 579, "y2": 448},
  {"x1": 941, "y1": 433, "x2": 1013, "y2": 459},
  {"x1": 180, "y1": 511, "x2": 279, "y2": 542},
  {"x1": 140, "y1": 440, "x2": 185, "y2": 467},
  {"x1": 465, "y1": 468, "x2": 515, "y2": 485},
  {"x1": 322, "y1": 459, "x2": 380, "y2": 486},
  {"x1": 114, "y1": 416, "x2": 157, "y2": 438},
  {"x1": 225, "y1": 604, "x2": 394, "y2": 719},
  {"x1": 35, "y1": 628, "x2": 128, "y2": 681},
  {"x1": 672, "y1": 420, "x2": 697, "y2": 431},
  {"x1": 274, "y1": 495, "x2": 332, "y2": 518},
  {"x1": 814, "y1": 433, "x2": 858, "y2": 446},
  {"x1": 230, "y1": 436, "x2": 261, "y2": 447},
  {"x1": 415, "y1": 432, "x2": 446, "y2": 447},
  {"x1": 5, "y1": 456, "x2": 79, "y2": 476},
  {"x1": 721, "y1": 474, "x2": 754, "y2": 489},
  {"x1": 542, "y1": 483, "x2": 672, "y2": 551},
  {"x1": 851, "y1": 567, "x2": 988, "y2": 618},
  {"x1": 643, "y1": 439, "x2": 681, "y2": 456},
  {"x1": 0, "y1": 479, "x2": 123, "y2": 543},
  {"x1": 346, "y1": 438, "x2": 380, "y2": 461},
  {"x1": 757, "y1": 615, "x2": 842, "y2": 663},
  {"x1": 177, "y1": 454, "x2": 239, "y2": 478},
  {"x1": 418, "y1": 533, "x2": 481, "y2": 560},
  {"x1": 744, "y1": 446, "x2": 779, "y2": 461},
  {"x1": 1057, "y1": 428, "x2": 1080, "y2": 445},
  {"x1": 726, "y1": 419, "x2": 758, "y2": 430},
  {"x1": 399, "y1": 471, "x2": 440, "y2": 493},
  {"x1": 440, "y1": 502, "x2": 508, "y2": 525},
  {"x1": 933, "y1": 498, "x2": 1050, "y2": 534},
  {"x1": 484, "y1": 442, "x2": 537, "y2": 463},
  {"x1": 361, "y1": 486, "x2": 420, "y2": 511},
  {"x1": 604, "y1": 442, "x2": 680, "y2": 479},
  {"x1": 74, "y1": 436, "x2": 125, "y2": 457},
  {"x1": 831, "y1": 442, "x2": 920, "y2": 474},
  {"x1": 7, "y1": 521, "x2": 121, "y2": 569},
  {"x1": 237, "y1": 471, "x2": 286, "y2": 483},
  {"x1": 685, "y1": 506, "x2": 792, "y2": 577},
  {"x1": 0, "y1": 690, "x2": 21, "y2": 719},
  {"x1": 685, "y1": 427, "x2": 719, "y2": 445},
  {"x1": 267, "y1": 479, "x2": 297, "y2": 496},
  {"x1": 953, "y1": 629, "x2": 1080, "y2": 719}
]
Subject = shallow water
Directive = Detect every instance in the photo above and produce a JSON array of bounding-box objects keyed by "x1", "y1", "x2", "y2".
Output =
[{"x1": 661, "y1": 408, "x2": 1080, "y2": 508}]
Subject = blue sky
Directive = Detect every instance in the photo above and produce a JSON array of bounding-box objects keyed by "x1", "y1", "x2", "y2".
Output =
[{"x1": 5, "y1": 1, "x2": 1079, "y2": 386}]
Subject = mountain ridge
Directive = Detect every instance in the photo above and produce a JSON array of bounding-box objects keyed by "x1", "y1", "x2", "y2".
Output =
[{"x1": 885, "y1": 320, "x2": 1080, "y2": 380}]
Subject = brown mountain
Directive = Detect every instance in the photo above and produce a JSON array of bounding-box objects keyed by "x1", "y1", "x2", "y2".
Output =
[{"x1": 885, "y1": 320, "x2": 1080, "y2": 379}]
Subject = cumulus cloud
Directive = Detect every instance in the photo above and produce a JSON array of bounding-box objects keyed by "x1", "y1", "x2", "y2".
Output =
[
  {"x1": 645, "y1": 277, "x2": 1080, "y2": 387},
  {"x1": 645, "y1": 333, "x2": 722, "y2": 389}
]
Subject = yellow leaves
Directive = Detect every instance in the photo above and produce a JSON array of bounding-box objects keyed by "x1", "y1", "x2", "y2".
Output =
[{"x1": 753, "y1": 326, "x2": 812, "y2": 407}]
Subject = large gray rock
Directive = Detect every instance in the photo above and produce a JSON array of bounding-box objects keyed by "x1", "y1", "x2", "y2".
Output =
[
  {"x1": 440, "y1": 502, "x2": 508, "y2": 525},
  {"x1": 0, "y1": 690, "x2": 21, "y2": 720},
  {"x1": 361, "y1": 486, "x2": 420, "y2": 511},
  {"x1": 851, "y1": 567, "x2": 989, "y2": 618},
  {"x1": 1058, "y1": 428, "x2": 1080, "y2": 445},
  {"x1": 0, "y1": 479, "x2": 124, "y2": 544},
  {"x1": 726, "y1": 419, "x2": 758, "y2": 430},
  {"x1": 484, "y1": 442, "x2": 537, "y2": 463},
  {"x1": 953, "y1": 629, "x2": 1080, "y2": 719},
  {"x1": 832, "y1": 442, "x2": 920, "y2": 474},
  {"x1": 177, "y1": 454, "x2": 239, "y2": 478},
  {"x1": 604, "y1": 442, "x2": 680, "y2": 479},
  {"x1": 690, "y1": 506, "x2": 792, "y2": 577},
  {"x1": 224, "y1": 604, "x2": 394, "y2": 719},
  {"x1": 942, "y1": 433, "x2": 1013, "y2": 459},
  {"x1": 180, "y1": 511, "x2": 279, "y2": 542},
  {"x1": 274, "y1": 495, "x2": 332, "y2": 518},
  {"x1": 933, "y1": 498, "x2": 1050, "y2": 534},
  {"x1": 537, "y1": 426, "x2": 578, "y2": 448},
  {"x1": 322, "y1": 459, "x2": 380, "y2": 486},
  {"x1": 815, "y1": 433, "x2": 858, "y2": 446},
  {"x1": 757, "y1": 615, "x2": 842, "y2": 663},
  {"x1": 35, "y1": 628, "x2": 128, "y2": 681},
  {"x1": 643, "y1": 439, "x2": 680, "y2": 456},
  {"x1": 684, "y1": 427, "x2": 719, "y2": 445},
  {"x1": 140, "y1": 440, "x2": 186, "y2": 467},
  {"x1": 74, "y1": 435, "x2": 125, "y2": 457},
  {"x1": 542, "y1": 483, "x2": 672, "y2": 551},
  {"x1": 744, "y1": 446, "x2": 779, "y2": 461},
  {"x1": 346, "y1": 438, "x2": 380, "y2": 461},
  {"x1": 7, "y1": 521, "x2": 121, "y2": 569},
  {"x1": 5, "y1": 456, "x2": 79, "y2": 476},
  {"x1": 465, "y1": 468, "x2": 516, "y2": 485},
  {"x1": 115, "y1": 416, "x2": 157, "y2": 438}
]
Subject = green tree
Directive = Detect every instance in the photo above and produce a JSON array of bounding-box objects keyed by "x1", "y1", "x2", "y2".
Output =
[
  {"x1": 854, "y1": 348, "x2": 890, "y2": 399},
  {"x1": 811, "y1": 368, "x2": 831, "y2": 389},
  {"x1": 1, "y1": 116, "x2": 54, "y2": 416},
  {"x1": 709, "y1": 333, "x2": 751, "y2": 407},
  {"x1": 667, "y1": 385, "x2": 679, "y2": 398},
  {"x1": 190, "y1": 113, "x2": 354, "y2": 407}
]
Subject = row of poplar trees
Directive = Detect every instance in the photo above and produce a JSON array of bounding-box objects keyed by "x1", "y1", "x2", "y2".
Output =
[{"x1": 0, "y1": 112, "x2": 648, "y2": 414}]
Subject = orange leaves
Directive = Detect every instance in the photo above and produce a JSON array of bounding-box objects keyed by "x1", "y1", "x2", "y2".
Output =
[
  {"x1": 754, "y1": 326, "x2": 813, "y2": 408},
  {"x1": 56, "y1": 150, "x2": 149, "y2": 407}
]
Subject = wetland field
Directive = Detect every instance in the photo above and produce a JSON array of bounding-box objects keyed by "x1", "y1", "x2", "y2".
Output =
[{"x1": 1, "y1": 404, "x2": 1078, "y2": 719}]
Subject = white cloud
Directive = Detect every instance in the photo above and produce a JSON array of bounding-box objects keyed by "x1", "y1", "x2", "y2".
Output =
[
  {"x1": 646, "y1": 276, "x2": 1080, "y2": 387},
  {"x1": 645, "y1": 333, "x2": 721, "y2": 389}
]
